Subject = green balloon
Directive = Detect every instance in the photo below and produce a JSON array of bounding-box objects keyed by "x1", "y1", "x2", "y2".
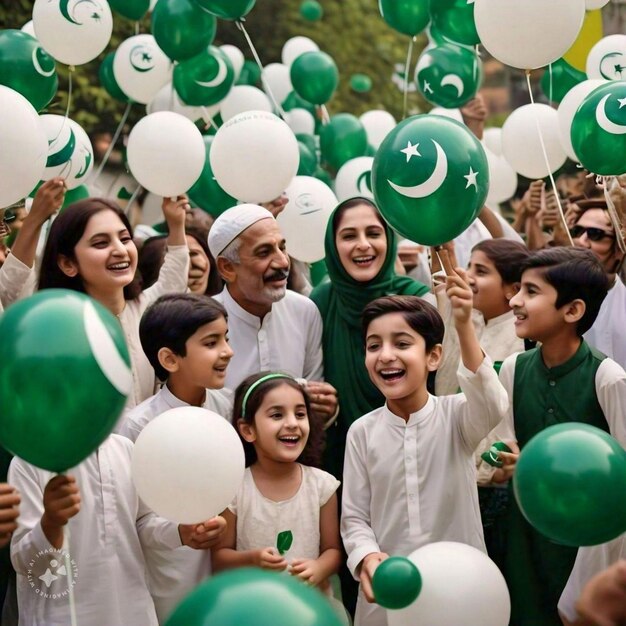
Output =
[
  {"x1": 174, "y1": 46, "x2": 235, "y2": 106},
  {"x1": 205, "y1": 111, "x2": 223, "y2": 136},
  {"x1": 296, "y1": 133, "x2": 317, "y2": 158},
  {"x1": 571, "y1": 81, "x2": 626, "y2": 175},
  {"x1": 365, "y1": 143, "x2": 377, "y2": 157},
  {"x1": 99, "y1": 53, "x2": 129, "y2": 103},
  {"x1": 237, "y1": 59, "x2": 262, "y2": 86},
  {"x1": 430, "y1": 0, "x2": 480, "y2": 47},
  {"x1": 0, "y1": 30, "x2": 57, "y2": 112},
  {"x1": 314, "y1": 166, "x2": 333, "y2": 186},
  {"x1": 298, "y1": 141, "x2": 317, "y2": 175},
  {"x1": 415, "y1": 44, "x2": 483, "y2": 109},
  {"x1": 320, "y1": 114, "x2": 368, "y2": 171},
  {"x1": 61, "y1": 185, "x2": 90, "y2": 210},
  {"x1": 514, "y1": 423, "x2": 626, "y2": 546},
  {"x1": 540, "y1": 58, "x2": 586, "y2": 104},
  {"x1": 108, "y1": 0, "x2": 150, "y2": 20},
  {"x1": 193, "y1": 0, "x2": 256, "y2": 20},
  {"x1": 291, "y1": 51, "x2": 339, "y2": 105},
  {"x1": 283, "y1": 90, "x2": 317, "y2": 117},
  {"x1": 151, "y1": 0, "x2": 216, "y2": 61},
  {"x1": 188, "y1": 136, "x2": 237, "y2": 217},
  {"x1": 379, "y1": 0, "x2": 430, "y2": 37},
  {"x1": 372, "y1": 557, "x2": 422, "y2": 609},
  {"x1": 0, "y1": 290, "x2": 131, "y2": 472},
  {"x1": 165, "y1": 568, "x2": 344, "y2": 626},
  {"x1": 300, "y1": 0, "x2": 323, "y2": 21},
  {"x1": 372, "y1": 114, "x2": 488, "y2": 246},
  {"x1": 351, "y1": 73, "x2": 373, "y2": 93}
]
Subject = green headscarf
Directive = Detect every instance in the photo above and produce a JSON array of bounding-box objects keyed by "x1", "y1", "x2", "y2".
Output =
[{"x1": 310, "y1": 198, "x2": 429, "y2": 476}]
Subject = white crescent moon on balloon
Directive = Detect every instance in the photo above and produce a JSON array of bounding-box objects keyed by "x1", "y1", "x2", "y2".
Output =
[
  {"x1": 194, "y1": 56, "x2": 228, "y2": 88},
  {"x1": 387, "y1": 140, "x2": 448, "y2": 198},
  {"x1": 440, "y1": 74, "x2": 464, "y2": 98},
  {"x1": 596, "y1": 94, "x2": 626, "y2": 135},
  {"x1": 32, "y1": 47, "x2": 55, "y2": 77},
  {"x1": 357, "y1": 171, "x2": 373, "y2": 195},
  {"x1": 599, "y1": 52, "x2": 626, "y2": 80}
]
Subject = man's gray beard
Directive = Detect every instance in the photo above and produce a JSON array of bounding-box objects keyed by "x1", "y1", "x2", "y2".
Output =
[{"x1": 261, "y1": 284, "x2": 287, "y2": 303}]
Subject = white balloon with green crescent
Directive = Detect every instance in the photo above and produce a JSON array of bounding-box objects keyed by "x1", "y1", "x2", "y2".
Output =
[
  {"x1": 113, "y1": 35, "x2": 172, "y2": 105},
  {"x1": 571, "y1": 81, "x2": 626, "y2": 175},
  {"x1": 32, "y1": 0, "x2": 113, "y2": 66},
  {"x1": 372, "y1": 114, "x2": 489, "y2": 246},
  {"x1": 334, "y1": 157, "x2": 374, "y2": 202},
  {"x1": 586, "y1": 35, "x2": 626, "y2": 82},
  {"x1": 415, "y1": 44, "x2": 483, "y2": 109}
]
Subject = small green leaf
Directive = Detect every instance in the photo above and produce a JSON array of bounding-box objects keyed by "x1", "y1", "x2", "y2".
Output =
[{"x1": 276, "y1": 530, "x2": 293, "y2": 555}]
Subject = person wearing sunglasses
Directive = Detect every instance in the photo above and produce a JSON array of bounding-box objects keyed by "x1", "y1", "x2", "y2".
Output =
[{"x1": 570, "y1": 199, "x2": 626, "y2": 369}]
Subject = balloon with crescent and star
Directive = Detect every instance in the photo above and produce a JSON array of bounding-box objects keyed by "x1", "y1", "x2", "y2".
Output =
[
  {"x1": 174, "y1": 46, "x2": 235, "y2": 107},
  {"x1": 335, "y1": 157, "x2": 375, "y2": 201},
  {"x1": 586, "y1": 35, "x2": 626, "y2": 82},
  {"x1": 571, "y1": 81, "x2": 626, "y2": 175},
  {"x1": 415, "y1": 44, "x2": 483, "y2": 109},
  {"x1": 0, "y1": 30, "x2": 58, "y2": 111},
  {"x1": 372, "y1": 114, "x2": 489, "y2": 246}
]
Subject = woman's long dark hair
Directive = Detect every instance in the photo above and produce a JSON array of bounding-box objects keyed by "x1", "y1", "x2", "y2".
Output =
[{"x1": 38, "y1": 198, "x2": 142, "y2": 300}]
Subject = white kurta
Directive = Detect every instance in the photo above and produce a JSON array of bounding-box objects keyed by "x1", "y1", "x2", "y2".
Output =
[
  {"x1": 214, "y1": 286, "x2": 324, "y2": 389},
  {"x1": 341, "y1": 358, "x2": 509, "y2": 626},
  {"x1": 119, "y1": 245, "x2": 189, "y2": 409},
  {"x1": 118, "y1": 384, "x2": 233, "y2": 623},
  {"x1": 0, "y1": 253, "x2": 35, "y2": 312},
  {"x1": 9, "y1": 435, "x2": 182, "y2": 626},
  {"x1": 584, "y1": 277, "x2": 626, "y2": 370}
]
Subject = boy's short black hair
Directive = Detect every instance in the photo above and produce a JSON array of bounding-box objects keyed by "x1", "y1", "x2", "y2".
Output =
[
  {"x1": 362, "y1": 295, "x2": 445, "y2": 350},
  {"x1": 139, "y1": 293, "x2": 227, "y2": 381},
  {"x1": 520, "y1": 247, "x2": 609, "y2": 336}
]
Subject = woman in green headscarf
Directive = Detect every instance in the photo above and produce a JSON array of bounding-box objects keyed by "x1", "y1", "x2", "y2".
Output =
[{"x1": 310, "y1": 197, "x2": 430, "y2": 478}]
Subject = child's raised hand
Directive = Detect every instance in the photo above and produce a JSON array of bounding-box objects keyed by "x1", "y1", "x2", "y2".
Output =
[
  {"x1": 359, "y1": 551, "x2": 389, "y2": 603},
  {"x1": 41, "y1": 475, "x2": 80, "y2": 548},
  {"x1": 29, "y1": 178, "x2": 66, "y2": 225},
  {"x1": 179, "y1": 515, "x2": 227, "y2": 550},
  {"x1": 290, "y1": 557, "x2": 328, "y2": 587},
  {"x1": 255, "y1": 547, "x2": 288, "y2": 571},
  {"x1": 0, "y1": 483, "x2": 20, "y2": 549},
  {"x1": 445, "y1": 267, "x2": 474, "y2": 325}
]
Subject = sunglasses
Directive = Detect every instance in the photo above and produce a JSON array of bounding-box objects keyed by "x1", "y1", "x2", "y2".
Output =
[{"x1": 569, "y1": 225, "x2": 615, "y2": 242}]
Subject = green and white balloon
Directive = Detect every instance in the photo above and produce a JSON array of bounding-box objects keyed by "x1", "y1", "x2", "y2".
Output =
[
  {"x1": 372, "y1": 114, "x2": 489, "y2": 246},
  {"x1": 571, "y1": 81, "x2": 626, "y2": 175},
  {"x1": 0, "y1": 30, "x2": 57, "y2": 112},
  {"x1": 334, "y1": 157, "x2": 375, "y2": 201},
  {"x1": 415, "y1": 44, "x2": 482, "y2": 109},
  {"x1": 586, "y1": 35, "x2": 626, "y2": 81}
]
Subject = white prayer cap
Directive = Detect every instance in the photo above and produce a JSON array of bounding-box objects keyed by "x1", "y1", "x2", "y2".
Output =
[{"x1": 208, "y1": 203, "x2": 274, "y2": 258}]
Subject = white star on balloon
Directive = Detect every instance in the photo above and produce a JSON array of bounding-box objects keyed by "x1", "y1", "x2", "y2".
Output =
[
  {"x1": 423, "y1": 81, "x2": 433, "y2": 94},
  {"x1": 401, "y1": 141, "x2": 421, "y2": 162},
  {"x1": 618, "y1": 97, "x2": 626, "y2": 109},
  {"x1": 464, "y1": 166, "x2": 479, "y2": 190}
]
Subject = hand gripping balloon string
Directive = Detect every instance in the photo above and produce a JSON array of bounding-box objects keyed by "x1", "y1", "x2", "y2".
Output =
[
  {"x1": 525, "y1": 70, "x2": 574, "y2": 246},
  {"x1": 402, "y1": 37, "x2": 415, "y2": 120},
  {"x1": 124, "y1": 184, "x2": 144, "y2": 218},
  {"x1": 434, "y1": 247, "x2": 455, "y2": 277},
  {"x1": 91, "y1": 102, "x2": 132, "y2": 186},
  {"x1": 235, "y1": 20, "x2": 287, "y2": 120},
  {"x1": 63, "y1": 524, "x2": 78, "y2": 626}
]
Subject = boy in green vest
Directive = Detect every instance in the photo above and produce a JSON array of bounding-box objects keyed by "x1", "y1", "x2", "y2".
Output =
[{"x1": 488, "y1": 247, "x2": 626, "y2": 626}]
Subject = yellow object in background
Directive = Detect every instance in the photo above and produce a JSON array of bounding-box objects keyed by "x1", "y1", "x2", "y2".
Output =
[{"x1": 563, "y1": 10, "x2": 604, "y2": 72}]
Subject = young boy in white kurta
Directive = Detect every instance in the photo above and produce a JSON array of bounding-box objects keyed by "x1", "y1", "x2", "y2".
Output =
[{"x1": 341, "y1": 268, "x2": 509, "y2": 626}]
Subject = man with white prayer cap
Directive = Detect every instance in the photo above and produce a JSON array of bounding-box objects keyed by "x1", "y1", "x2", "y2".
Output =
[{"x1": 209, "y1": 204, "x2": 338, "y2": 421}]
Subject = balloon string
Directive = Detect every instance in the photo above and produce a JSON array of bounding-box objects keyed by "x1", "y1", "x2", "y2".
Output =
[
  {"x1": 235, "y1": 20, "x2": 286, "y2": 119},
  {"x1": 402, "y1": 37, "x2": 414, "y2": 119},
  {"x1": 63, "y1": 525, "x2": 78, "y2": 626},
  {"x1": 91, "y1": 102, "x2": 132, "y2": 186},
  {"x1": 125, "y1": 184, "x2": 143, "y2": 218},
  {"x1": 50, "y1": 66, "x2": 74, "y2": 146},
  {"x1": 602, "y1": 178, "x2": 626, "y2": 253},
  {"x1": 201, "y1": 107, "x2": 219, "y2": 131},
  {"x1": 525, "y1": 70, "x2": 574, "y2": 246},
  {"x1": 320, "y1": 104, "x2": 330, "y2": 124}
]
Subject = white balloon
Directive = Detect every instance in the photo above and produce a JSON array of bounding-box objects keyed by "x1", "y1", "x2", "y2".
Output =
[
  {"x1": 586, "y1": 0, "x2": 610, "y2": 8},
  {"x1": 334, "y1": 157, "x2": 375, "y2": 202},
  {"x1": 147, "y1": 82, "x2": 219, "y2": 124},
  {"x1": 261, "y1": 63, "x2": 293, "y2": 107},
  {"x1": 220, "y1": 45, "x2": 244, "y2": 80},
  {"x1": 586, "y1": 35, "x2": 626, "y2": 81},
  {"x1": 558, "y1": 79, "x2": 607, "y2": 160},
  {"x1": 113, "y1": 35, "x2": 172, "y2": 105},
  {"x1": 485, "y1": 148, "x2": 518, "y2": 205},
  {"x1": 278, "y1": 176, "x2": 337, "y2": 262},
  {"x1": 474, "y1": 0, "x2": 585, "y2": 70},
  {"x1": 483, "y1": 127, "x2": 503, "y2": 156},
  {"x1": 21, "y1": 20, "x2": 36, "y2": 37},
  {"x1": 429, "y1": 107, "x2": 464, "y2": 123},
  {"x1": 0, "y1": 87, "x2": 47, "y2": 208},
  {"x1": 127, "y1": 112, "x2": 205, "y2": 197},
  {"x1": 210, "y1": 110, "x2": 299, "y2": 203},
  {"x1": 502, "y1": 104, "x2": 567, "y2": 179},
  {"x1": 360, "y1": 110, "x2": 397, "y2": 149},
  {"x1": 219, "y1": 85, "x2": 272, "y2": 122},
  {"x1": 281, "y1": 36, "x2": 319, "y2": 67},
  {"x1": 387, "y1": 543, "x2": 511, "y2": 626},
  {"x1": 32, "y1": 0, "x2": 113, "y2": 66},
  {"x1": 132, "y1": 407, "x2": 245, "y2": 524},
  {"x1": 285, "y1": 108, "x2": 315, "y2": 136}
]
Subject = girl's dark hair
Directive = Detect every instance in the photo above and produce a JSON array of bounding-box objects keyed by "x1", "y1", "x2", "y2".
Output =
[
  {"x1": 232, "y1": 372, "x2": 324, "y2": 468},
  {"x1": 472, "y1": 239, "x2": 531, "y2": 285},
  {"x1": 38, "y1": 198, "x2": 142, "y2": 300},
  {"x1": 332, "y1": 197, "x2": 386, "y2": 234}
]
